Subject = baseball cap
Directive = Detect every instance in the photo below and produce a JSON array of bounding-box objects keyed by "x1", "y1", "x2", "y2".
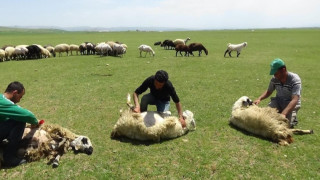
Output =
[{"x1": 270, "y1": 58, "x2": 285, "y2": 75}]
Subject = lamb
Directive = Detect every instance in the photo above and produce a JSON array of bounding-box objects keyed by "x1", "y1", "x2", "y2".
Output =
[
  {"x1": 0, "y1": 123, "x2": 93, "y2": 168},
  {"x1": 173, "y1": 37, "x2": 191, "y2": 46},
  {"x1": 188, "y1": 43, "x2": 208, "y2": 56},
  {"x1": 69, "y1": 44, "x2": 80, "y2": 55},
  {"x1": 138, "y1": 44, "x2": 155, "y2": 57},
  {"x1": 54, "y1": 44, "x2": 70, "y2": 57},
  {"x1": 175, "y1": 44, "x2": 191, "y2": 57},
  {"x1": 229, "y1": 96, "x2": 313, "y2": 146},
  {"x1": 111, "y1": 94, "x2": 196, "y2": 142},
  {"x1": 224, "y1": 42, "x2": 247, "y2": 57}
]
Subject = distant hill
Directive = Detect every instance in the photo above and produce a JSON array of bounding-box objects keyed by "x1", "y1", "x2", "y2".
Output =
[{"x1": 0, "y1": 26, "x2": 193, "y2": 32}]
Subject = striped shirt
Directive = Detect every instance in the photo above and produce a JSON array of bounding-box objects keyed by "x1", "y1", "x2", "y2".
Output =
[{"x1": 267, "y1": 72, "x2": 302, "y2": 105}]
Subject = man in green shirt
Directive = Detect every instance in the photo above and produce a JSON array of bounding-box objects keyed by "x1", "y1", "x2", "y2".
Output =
[{"x1": 0, "y1": 81, "x2": 39, "y2": 167}]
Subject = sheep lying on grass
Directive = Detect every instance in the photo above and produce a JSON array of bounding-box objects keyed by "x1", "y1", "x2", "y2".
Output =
[
  {"x1": 111, "y1": 94, "x2": 196, "y2": 142},
  {"x1": 224, "y1": 42, "x2": 247, "y2": 57},
  {"x1": 0, "y1": 123, "x2": 93, "y2": 168},
  {"x1": 230, "y1": 96, "x2": 313, "y2": 146}
]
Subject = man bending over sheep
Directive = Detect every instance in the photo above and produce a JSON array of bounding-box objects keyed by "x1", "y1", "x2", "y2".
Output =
[
  {"x1": 0, "y1": 81, "x2": 40, "y2": 167},
  {"x1": 254, "y1": 58, "x2": 301, "y2": 128},
  {"x1": 133, "y1": 70, "x2": 186, "y2": 127}
]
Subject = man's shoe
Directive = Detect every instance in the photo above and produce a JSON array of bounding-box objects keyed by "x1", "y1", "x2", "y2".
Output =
[{"x1": 4, "y1": 157, "x2": 27, "y2": 167}]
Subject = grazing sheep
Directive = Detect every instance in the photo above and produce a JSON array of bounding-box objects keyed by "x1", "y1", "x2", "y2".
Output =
[
  {"x1": 173, "y1": 37, "x2": 191, "y2": 46},
  {"x1": 113, "y1": 43, "x2": 126, "y2": 57},
  {"x1": 0, "y1": 49, "x2": 5, "y2": 62},
  {"x1": 154, "y1": 41, "x2": 161, "y2": 46},
  {"x1": 175, "y1": 44, "x2": 191, "y2": 57},
  {"x1": 13, "y1": 47, "x2": 29, "y2": 60},
  {"x1": 85, "y1": 42, "x2": 95, "y2": 55},
  {"x1": 54, "y1": 44, "x2": 70, "y2": 57},
  {"x1": 79, "y1": 43, "x2": 87, "y2": 55},
  {"x1": 44, "y1": 45, "x2": 55, "y2": 57},
  {"x1": 188, "y1": 43, "x2": 208, "y2": 56},
  {"x1": 0, "y1": 123, "x2": 93, "y2": 168},
  {"x1": 26, "y1": 45, "x2": 42, "y2": 59},
  {"x1": 161, "y1": 40, "x2": 175, "y2": 50},
  {"x1": 4, "y1": 46, "x2": 15, "y2": 60},
  {"x1": 229, "y1": 96, "x2": 313, "y2": 146},
  {"x1": 111, "y1": 94, "x2": 196, "y2": 142},
  {"x1": 138, "y1": 44, "x2": 155, "y2": 57},
  {"x1": 224, "y1": 42, "x2": 247, "y2": 57},
  {"x1": 95, "y1": 43, "x2": 112, "y2": 56},
  {"x1": 69, "y1": 44, "x2": 80, "y2": 55}
]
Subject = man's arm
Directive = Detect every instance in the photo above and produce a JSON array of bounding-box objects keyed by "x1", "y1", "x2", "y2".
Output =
[
  {"x1": 175, "y1": 102, "x2": 186, "y2": 128},
  {"x1": 0, "y1": 104, "x2": 38, "y2": 125},
  {"x1": 133, "y1": 92, "x2": 141, "y2": 113},
  {"x1": 281, "y1": 95, "x2": 299, "y2": 117},
  {"x1": 254, "y1": 90, "x2": 273, "y2": 105}
]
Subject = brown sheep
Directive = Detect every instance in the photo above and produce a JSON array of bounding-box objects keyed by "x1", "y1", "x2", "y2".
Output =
[
  {"x1": 175, "y1": 44, "x2": 191, "y2": 57},
  {"x1": 188, "y1": 43, "x2": 208, "y2": 56}
]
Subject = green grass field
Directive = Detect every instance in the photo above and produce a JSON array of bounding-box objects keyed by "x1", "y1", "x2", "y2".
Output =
[{"x1": 0, "y1": 28, "x2": 319, "y2": 179}]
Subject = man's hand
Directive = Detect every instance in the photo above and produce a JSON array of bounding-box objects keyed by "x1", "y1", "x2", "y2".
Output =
[
  {"x1": 253, "y1": 99, "x2": 261, "y2": 105},
  {"x1": 179, "y1": 117, "x2": 186, "y2": 128},
  {"x1": 133, "y1": 106, "x2": 141, "y2": 113}
]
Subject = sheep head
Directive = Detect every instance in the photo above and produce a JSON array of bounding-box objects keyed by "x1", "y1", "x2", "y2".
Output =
[
  {"x1": 70, "y1": 136, "x2": 93, "y2": 155},
  {"x1": 232, "y1": 96, "x2": 253, "y2": 111},
  {"x1": 183, "y1": 110, "x2": 196, "y2": 131}
]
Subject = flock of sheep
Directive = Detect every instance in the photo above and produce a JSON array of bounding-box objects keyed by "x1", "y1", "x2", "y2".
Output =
[{"x1": 0, "y1": 37, "x2": 248, "y2": 62}]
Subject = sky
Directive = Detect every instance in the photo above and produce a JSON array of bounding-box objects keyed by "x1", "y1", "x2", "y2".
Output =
[{"x1": 1, "y1": 0, "x2": 319, "y2": 30}]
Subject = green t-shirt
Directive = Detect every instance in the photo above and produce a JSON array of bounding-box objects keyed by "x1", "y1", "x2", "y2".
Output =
[{"x1": 0, "y1": 93, "x2": 38, "y2": 125}]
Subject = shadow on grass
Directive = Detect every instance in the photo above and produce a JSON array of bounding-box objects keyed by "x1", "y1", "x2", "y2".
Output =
[
  {"x1": 110, "y1": 134, "x2": 184, "y2": 146},
  {"x1": 228, "y1": 123, "x2": 275, "y2": 144}
]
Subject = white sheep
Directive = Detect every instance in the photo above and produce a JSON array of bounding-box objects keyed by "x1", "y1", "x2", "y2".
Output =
[
  {"x1": 69, "y1": 44, "x2": 80, "y2": 55},
  {"x1": 113, "y1": 43, "x2": 126, "y2": 57},
  {"x1": 111, "y1": 94, "x2": 196, "y2": 142},
  {"x1": 4, "y1": 46, "x2": 15, "y2": 60},
  {"x1": 138, "y1": 44, "x2": 155, "y2": 57},
  {"x1": 173, "y1": 37, "x2": 191, "y2": 46},
  {"x1": 13, "y1": 47, "x2": 29, "y2": 60},
  {"x1": 230, "y1": 96, "x2": 313, "y2": 145},
  {"x1": 54, "y1": 44, "x2": 70, "y2": 57},
  {"x1": 224, "y1": 42, "x2": 247, "y2": 57},
  {"x1": 0, "y1": 49, "x2": 5, "y2": 62},
  {"x1": 95, "y1": 43, "x2": 112, "y2": 56},
  {"x1": 34, "y1": 44, "x2": 51, "y2": 58}
]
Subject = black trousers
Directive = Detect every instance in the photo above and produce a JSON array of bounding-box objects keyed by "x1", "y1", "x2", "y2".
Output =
[{"x1": 0, "y1": 120, "x2": 26, "y2": 163}]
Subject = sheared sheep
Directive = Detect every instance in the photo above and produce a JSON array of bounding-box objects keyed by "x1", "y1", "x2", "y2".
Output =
[
  {"x1": 188, "y1": 43, "x2": 208, "y2": 56},
  {"x1": 0, "y1": 123, "x2": 93, "y2": 168},
  {"x1": 95, "y1": 42, "x2": 112, "y2": 56},
  {"x1": 111, "y1": 94, "x2": 196, "y2": 142},
  {"x1": 173, "y1": 37, "x2": 191, "y2": 46},
  {"x1": 224, "y1": 42, "x2": 247, "y2": 57},
  {"x1": 229, "y1": 96, "x2": 313, "y2": 146},
  {"x1": 138, "y1": 44, "x2": 155, "y2": 57}
]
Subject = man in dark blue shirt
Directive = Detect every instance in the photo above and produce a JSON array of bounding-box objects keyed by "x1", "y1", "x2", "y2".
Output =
[{"x1": 133, "y1": 70, "x2": 186, "y2": 127}]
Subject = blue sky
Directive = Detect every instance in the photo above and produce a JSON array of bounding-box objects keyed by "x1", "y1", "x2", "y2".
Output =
[{"x1": 1, "y1": 0, "x2": 319, "y2": 29}]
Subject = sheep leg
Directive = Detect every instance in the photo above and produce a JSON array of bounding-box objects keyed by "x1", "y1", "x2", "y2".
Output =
[
  {"x1": 175, "y1": 51, "x2": 178, "y2": 57},
  {"x1": 228, "y1": 51, "x2": 232, "y2": 57},
  {"x1": 52, "y1": 154, "x2": 61, "y2": 168},
  {"x1": 224, "y1": 50, "x2": 229, "y2": 57},
  {"x1": 291, "y1": 129, "x2": 314, "y2": 135},
  {"x1": 237, "y1": 51, "x2": 240, "y2": 57},
  {"x1": 179, "y1": 51, "x2": 183, "y2": 56}
]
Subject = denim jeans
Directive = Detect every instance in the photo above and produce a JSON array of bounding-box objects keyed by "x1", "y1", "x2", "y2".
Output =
[{"x1": 140, "y1": 93, "x2": 170, "y2": 112}]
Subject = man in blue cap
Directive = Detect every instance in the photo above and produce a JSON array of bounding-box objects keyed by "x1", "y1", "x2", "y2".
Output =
[{"x1": 254, "y1": 58, "x2": 302, "y2": 128}]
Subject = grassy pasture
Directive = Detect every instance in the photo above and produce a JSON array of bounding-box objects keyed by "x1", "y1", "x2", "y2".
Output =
[{"x1": 0, "y1": 28, "x2": 319, "y2": 179}]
